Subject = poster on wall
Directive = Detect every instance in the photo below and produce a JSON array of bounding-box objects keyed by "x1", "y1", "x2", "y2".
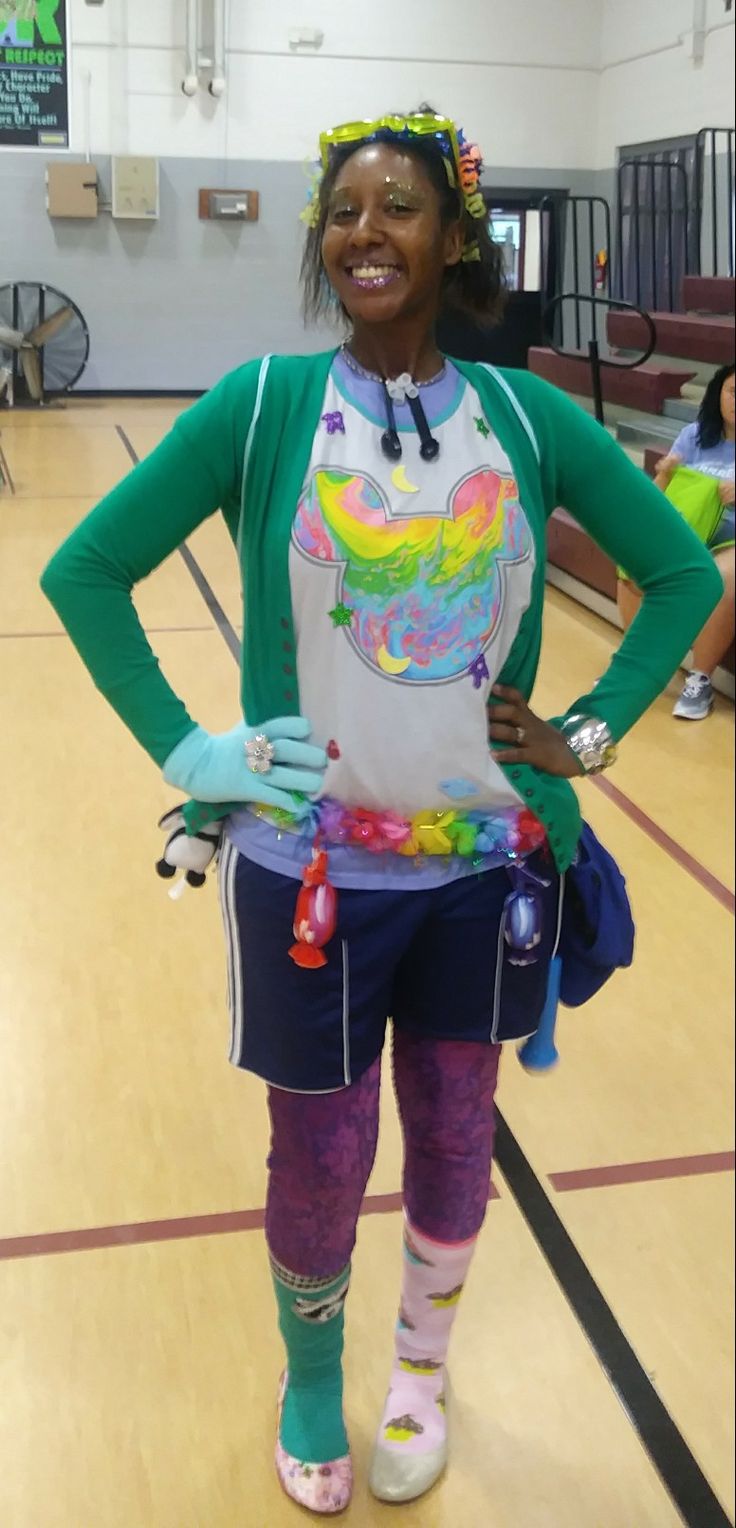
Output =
[{"x1": 0, "y1": 0, "x2": 69, "y2": 148}]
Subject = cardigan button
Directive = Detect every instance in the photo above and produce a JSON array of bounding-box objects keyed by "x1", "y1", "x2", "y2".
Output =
[
  {"x1": 512, "y1": 770, "x2": 522, "y2": 781},
  {"x1": 280, "y1": 617, "x2": 289, "y2": 629},
  {"x1": 283, "y1": 664, "x2": 295, "y2": 675},
  {"x1": 525, "y1": 789, "x2": 534, "y2": 799}
]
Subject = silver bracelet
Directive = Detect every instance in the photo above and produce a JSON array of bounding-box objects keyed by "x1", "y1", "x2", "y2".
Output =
[{"x1": 559, "y1": 715, "x2": 618, "y2": 775}]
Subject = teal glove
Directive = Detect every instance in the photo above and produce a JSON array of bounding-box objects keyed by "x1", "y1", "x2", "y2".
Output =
[{"x1": 162, "y1": 718, "x2": 327, "y2": 811}]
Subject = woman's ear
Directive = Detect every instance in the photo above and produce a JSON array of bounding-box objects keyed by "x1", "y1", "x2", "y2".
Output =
[{"x1": 443, "y1": 220, "x2": 465, "y2": 269}]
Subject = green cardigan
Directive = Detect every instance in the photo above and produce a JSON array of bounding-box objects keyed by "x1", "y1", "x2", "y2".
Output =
[{"x1": 40, "y1": 349, "x2": 722, "y2": 873}]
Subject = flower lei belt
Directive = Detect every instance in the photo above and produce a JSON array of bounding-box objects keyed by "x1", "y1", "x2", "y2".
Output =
[{"x1": 253, "y1": 795, "x2": 546, "y2": 863}]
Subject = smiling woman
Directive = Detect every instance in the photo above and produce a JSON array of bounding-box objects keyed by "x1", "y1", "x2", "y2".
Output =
[
  {"x1": 39, "y1": 104, "x2": 723, "y2": 1520},
  {"x1": 301, "y1": 104, "x2": 506, "y2": 345}
]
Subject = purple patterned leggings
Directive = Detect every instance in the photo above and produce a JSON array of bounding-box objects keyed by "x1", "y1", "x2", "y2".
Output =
[{"x1": 265, "y1": 1031, "x2": 501, "y2": 1278}]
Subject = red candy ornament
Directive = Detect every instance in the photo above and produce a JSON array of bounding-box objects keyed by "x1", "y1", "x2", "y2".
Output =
[
  {"x1": 289, "y1": 843, "x2": 338, "y2": 969},
  {"x1": 326, "y1": 739, "x2": 341, "y2": 760}
]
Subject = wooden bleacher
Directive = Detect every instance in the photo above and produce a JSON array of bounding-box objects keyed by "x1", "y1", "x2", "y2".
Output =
[{"x1": 544, "y1": 273, "x2": 734, "y2": 682}]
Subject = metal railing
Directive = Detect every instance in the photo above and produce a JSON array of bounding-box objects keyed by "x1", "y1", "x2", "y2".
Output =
[
  {"x1": 615, "y1": 157, "x2": 691, "y2": 312},
  {"x1": 539, "y1": 193, "x2": 612, "y2": 349},
  {"x1": 694, "y1": 127, "x2": 735, "y2": 278},
  {"x1": 543, "y1": 293, "x2": 656, "y2": 426}
]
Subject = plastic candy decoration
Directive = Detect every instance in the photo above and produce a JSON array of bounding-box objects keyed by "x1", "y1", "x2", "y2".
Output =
[
  {"x1": 322, "y1": 410, "x2": 345, "y2": 435},
  {"x1": 504, "y1": 887, "x2": 543, "y2": 966},
  {"x1": 289, "y1": 844, "x2": 338, "y2": 968},
  {"x1": 503, "y1": 862, "x2": 551, "y2": 967},
  {"x1": 254, "y1": 796, "x2": 546, "y2": 863}
]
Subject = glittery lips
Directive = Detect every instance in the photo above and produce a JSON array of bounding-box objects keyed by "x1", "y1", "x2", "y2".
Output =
[{"x1": 346, "y1": 263, "x2": 402, "y2": 290}]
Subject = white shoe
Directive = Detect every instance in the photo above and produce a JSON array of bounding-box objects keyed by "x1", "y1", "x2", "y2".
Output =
[
  {"x1": 368, "y1": 1370, "x2": 449, "y2": 1504},
  {"x1": 673, "y1": 672, "x2": 714, "y2": 721}
]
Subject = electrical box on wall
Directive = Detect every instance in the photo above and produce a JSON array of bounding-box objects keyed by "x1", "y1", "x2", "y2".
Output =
[
  {"x1": 198, "y1": 189, "x2": 259, "y2": 222},
  {"x1": 46, "y1": 163, "x2": 99, "y2": 219},
  {"x1": 112, "y1": 157, "x2": 159, "y2": 220}
]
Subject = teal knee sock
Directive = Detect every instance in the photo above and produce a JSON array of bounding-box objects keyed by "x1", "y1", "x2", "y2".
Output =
[{"x1": 271, "y1": 1258, "x2": 351, "y2": 1465}]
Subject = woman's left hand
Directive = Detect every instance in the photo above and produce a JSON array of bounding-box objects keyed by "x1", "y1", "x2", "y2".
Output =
[
  {"x1": 718, "y1": 478, "x2": 735, "y2": 507},
  {"x1": 488, "y1": 684, "x2": 584, "y2": 778}
]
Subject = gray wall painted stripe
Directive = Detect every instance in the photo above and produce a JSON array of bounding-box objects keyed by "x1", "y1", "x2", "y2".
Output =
[{"x1": 2, "y1": 154, "x2": 604, "y2": 390}]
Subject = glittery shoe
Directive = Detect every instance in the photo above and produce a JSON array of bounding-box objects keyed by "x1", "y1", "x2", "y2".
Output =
[
  {"x1": 368, "y1": 1367, "x2": 450, "y2": 1504},
  {"x1": 275, "y1": 1373, "x2": 353, "y2": 1515}
]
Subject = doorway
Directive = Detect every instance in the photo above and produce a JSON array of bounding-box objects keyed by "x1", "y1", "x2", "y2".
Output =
[{"x1": 437, "y1": 188, "x2": 568, "y2": 368}]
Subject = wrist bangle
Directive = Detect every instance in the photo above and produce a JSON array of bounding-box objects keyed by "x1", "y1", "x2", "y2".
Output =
[{"x1": 559, "y1": 715, "x2": 618, "y2": 775}]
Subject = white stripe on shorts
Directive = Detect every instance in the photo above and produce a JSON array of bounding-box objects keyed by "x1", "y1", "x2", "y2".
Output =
[{"x1": 218, "y1": 836, "x2": 244, "y2": 1065}]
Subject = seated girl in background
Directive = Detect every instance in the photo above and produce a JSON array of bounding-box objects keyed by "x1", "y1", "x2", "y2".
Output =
[{"x1": 618, "y1": 362, "x2": 734, "y2": 720}]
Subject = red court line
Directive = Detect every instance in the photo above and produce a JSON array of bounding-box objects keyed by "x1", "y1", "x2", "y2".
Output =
[
  {"x1": 0, "y1": 1183, "x2": 500, "y2": 1263},
  {"x1": 549, "y1": 1150, "x2": 735, "y2": 1193},
  {"x1": 592, "y1": 774, "x2": 735, "y2": 914},
  {"x1": 2, "y1": 1154, "x2": 730, "y2": 1263}
]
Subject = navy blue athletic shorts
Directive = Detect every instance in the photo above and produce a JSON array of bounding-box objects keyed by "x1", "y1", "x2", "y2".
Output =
[{"x1": 218, "y1": 839, "x2": 563, "y2": 1093}]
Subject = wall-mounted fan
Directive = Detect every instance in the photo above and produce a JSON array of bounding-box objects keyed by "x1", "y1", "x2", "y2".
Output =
[{"x1": 0, "y1": 283, "x2": 90, "y2": 407}]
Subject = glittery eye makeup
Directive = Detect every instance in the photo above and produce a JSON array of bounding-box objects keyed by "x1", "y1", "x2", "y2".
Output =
[
  {"x1": 327, "y1": 188, "x2": 359, "y2": 219},
  {"x1": 383, "y1": 181, "x2": 426, "y2": 211},
  {"x1": 327, "y1": 180, "x2": 426, "y2": 220}
]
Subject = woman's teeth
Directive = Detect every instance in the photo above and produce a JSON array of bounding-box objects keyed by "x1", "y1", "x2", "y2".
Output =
[{"x1": 349, "y1": 265, "x2": 400, "y2": 288}]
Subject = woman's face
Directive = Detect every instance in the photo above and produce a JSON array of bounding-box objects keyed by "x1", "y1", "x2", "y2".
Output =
[
  {"x1": 320, "y1": 142, "x2": 464, "y2": 328},
  {"x1": 720, "y1": 372, "x2": 735, "y2": 431}
]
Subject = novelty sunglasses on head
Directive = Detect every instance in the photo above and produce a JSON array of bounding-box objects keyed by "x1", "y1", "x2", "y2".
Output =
[{"x1": 319, "y1": 114, "x2": 462, "y2": 179}]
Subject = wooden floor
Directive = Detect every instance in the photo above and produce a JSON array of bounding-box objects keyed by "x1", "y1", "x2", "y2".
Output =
[{"x1": 1, "y1": 398, "x2": 734, "y2": 1528}]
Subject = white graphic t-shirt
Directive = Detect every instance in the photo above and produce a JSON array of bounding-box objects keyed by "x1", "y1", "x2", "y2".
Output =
[{"x1": 228, "y1": 355, "x2": 540, "y2": 887}]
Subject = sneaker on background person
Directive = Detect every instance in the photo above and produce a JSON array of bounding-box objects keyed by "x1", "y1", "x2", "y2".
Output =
[{"x1": 673, "y1": 671, "x2": 715, "y2": 721}]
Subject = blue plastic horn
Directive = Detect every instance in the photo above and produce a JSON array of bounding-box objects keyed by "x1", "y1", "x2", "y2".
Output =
[{"x1": 518, "y1": 955, "x2": 562, "y2": 1072}]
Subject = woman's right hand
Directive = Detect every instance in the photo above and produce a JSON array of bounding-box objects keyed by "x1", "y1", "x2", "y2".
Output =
[
  {"x1": 162, "y1": 717, "x2": 328, "y2": 810},
  {"x1": 718, "y1": 478, "x2": 735, "y2": 507}
]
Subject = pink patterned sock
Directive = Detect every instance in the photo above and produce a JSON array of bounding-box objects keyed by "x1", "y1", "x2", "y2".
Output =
[{"x1": 377, "y1": 1218, "x2": 478, "y2": 1457}]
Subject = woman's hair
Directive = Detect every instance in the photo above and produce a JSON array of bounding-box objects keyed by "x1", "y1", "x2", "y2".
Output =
[
  {"x1": 696, "y1": 362, "x2": 735, "y2": 450},
  {"x1": 301, "y1": 106, "x2": 506, "y2": 329}
]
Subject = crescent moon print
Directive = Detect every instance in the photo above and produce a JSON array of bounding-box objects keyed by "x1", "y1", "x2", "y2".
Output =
[{"x1": 292, "y1": 466, "x2": 533, "y2": 684}]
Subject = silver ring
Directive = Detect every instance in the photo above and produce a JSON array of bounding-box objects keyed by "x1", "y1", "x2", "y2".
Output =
[
  {"x1": 516, "y1": 726, "x2": 527, "y2": 745},
  {"x1": 245, "y1": 732, "x2": 275, "y2": 775}
]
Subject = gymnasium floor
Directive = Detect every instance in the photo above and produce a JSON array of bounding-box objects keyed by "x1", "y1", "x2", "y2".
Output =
[{"x1": 1, "y1": 399, "x2": 734, "y2": 1528}]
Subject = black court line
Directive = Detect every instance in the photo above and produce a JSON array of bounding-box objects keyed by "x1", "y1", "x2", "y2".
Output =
[
  {"x1": 115, "y1": 427, "x2": 240, "y2": 662},
  {"x1": 117, "y1": 421, "x2": 733, "y2": 1528},
  {"x1": 494, "y1": 1117, "x2": 732, "y2": 1528}
]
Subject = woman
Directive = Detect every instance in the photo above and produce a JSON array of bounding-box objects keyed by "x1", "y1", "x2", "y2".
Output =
[
  {"x1": 618, "y1": 362, "x2": 735, "y2": 720},
  {"x1": 41, "y1": 111, "x2": 721, "y2": 1516}
]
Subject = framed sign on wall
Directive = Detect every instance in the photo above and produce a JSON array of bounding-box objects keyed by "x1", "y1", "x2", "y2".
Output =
[{"x1": 0, "y1": 0, "x2": 69, "y2": 148}]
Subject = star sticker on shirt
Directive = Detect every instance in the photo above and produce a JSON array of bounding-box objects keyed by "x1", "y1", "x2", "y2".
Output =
[
  {"x1": 328, "y1": 602, "x2": 354, "y2": 627},
  {"x1": 474, "y1": 416, "x2": 490, "y2": 439}
]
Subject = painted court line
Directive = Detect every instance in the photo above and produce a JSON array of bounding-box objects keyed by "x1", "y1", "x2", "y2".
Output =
[
  {"x1": 0, "y1": 1185, "x2": 498, "y2": 1263},
  {"x1": 593, "y1": 774, "x2": 735, "y2": 914},
  {"x1": 4, "y1": 1155, "x2": 733, "y2": 1264},
  {"x1": 550, "y1": 1150, "x2": 735, "y2": 1193}
]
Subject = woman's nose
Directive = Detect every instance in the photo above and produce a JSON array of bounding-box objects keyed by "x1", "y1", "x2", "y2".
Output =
[{"x1": 351, "y1": 207, "x2": 383, "y2": 245}]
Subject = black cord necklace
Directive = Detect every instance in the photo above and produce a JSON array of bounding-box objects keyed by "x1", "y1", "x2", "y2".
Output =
[{"x1": 341, "y1": 346, "x2": 443, "y2": 463}]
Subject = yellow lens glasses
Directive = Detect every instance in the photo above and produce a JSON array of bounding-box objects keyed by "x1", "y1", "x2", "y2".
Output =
[{"x1": 318, "y1": 114, "x2": 461, "y2": 176}]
